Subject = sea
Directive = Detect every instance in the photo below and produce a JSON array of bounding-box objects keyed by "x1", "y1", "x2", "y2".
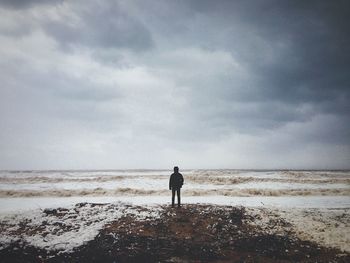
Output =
[{"x1": 0, "y1": 169, "x2": 349, "y2": 212}]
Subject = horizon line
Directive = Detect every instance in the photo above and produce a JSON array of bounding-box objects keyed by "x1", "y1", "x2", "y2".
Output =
[{"x1": 1, "y1": 168, "x2": 350, "y2": 172}]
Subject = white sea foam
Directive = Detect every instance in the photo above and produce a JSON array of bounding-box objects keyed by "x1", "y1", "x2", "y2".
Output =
[{"x1": 0, "y1": 202, "x2": 163, "y2": 253}]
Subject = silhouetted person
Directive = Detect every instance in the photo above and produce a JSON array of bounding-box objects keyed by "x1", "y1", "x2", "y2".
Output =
[{"x1": 169, "y1": 166, "x2": 184, "y2": 207}]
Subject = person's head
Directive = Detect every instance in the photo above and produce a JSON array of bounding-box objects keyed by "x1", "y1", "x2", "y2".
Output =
[{"x1": 174, "y1": 166, "x2": 179, "y2": 173}]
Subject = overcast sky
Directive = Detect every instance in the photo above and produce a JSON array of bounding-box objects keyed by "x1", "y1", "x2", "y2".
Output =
[{"x1": 0, "y1": 0, "x2": 349, "y2": 170}]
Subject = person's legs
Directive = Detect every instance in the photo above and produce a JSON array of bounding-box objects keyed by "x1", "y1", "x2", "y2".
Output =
[
  {"x1": 172, "y1": 189, "x2": 175, "y2": 207},
  {"x1": 177, "y1": 188, "x2": 181, "y2": 207}
]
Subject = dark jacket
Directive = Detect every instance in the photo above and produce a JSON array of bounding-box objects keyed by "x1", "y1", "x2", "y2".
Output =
[{"x1": 169, "y1": 172, "x2": 184, "y2": 190}]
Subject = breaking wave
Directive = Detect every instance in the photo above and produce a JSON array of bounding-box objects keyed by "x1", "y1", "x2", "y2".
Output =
[
  {"x1": 1, "y1": 175, "x2": 349, "y2": 185},
  {"x1": 186, "y1": 175, "x2": 350, "y2": 185},
  {"x1": 1, "y1": 187, "x2": 349, "y2": 198},
  {"x1": 0, "y1": 175, "x2": 129, "y2": 184},
  {"x1": 0, "y1": 170, "x2": 348, "y2": 199}
]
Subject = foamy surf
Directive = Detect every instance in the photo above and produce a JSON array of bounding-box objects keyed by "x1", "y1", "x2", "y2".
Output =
[
  {"x1": 0, "y1": 187, "x2": 349, "y2": 198},
  {"x1": 0, "y1": 170, "x2": 349, "y2": 210}
]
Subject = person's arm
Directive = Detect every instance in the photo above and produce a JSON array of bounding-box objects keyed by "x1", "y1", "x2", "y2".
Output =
[
  {"x1": 180, "y1": 173, "x2": 184, "y2": 186},
  {"x1": 169, "y1": 174, "x2": 173, "y2": 190}
]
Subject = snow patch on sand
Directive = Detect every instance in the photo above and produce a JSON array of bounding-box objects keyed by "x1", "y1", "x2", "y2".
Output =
[
  {"x1": 246, "y1": 207, "x2": 350, "y2": 253},
  {"x1": 0, "y1": 202, "x2": 163, "y2": 253},
  {"x1": 276, "y1": 208, "x2": 350, "y2": 253}
]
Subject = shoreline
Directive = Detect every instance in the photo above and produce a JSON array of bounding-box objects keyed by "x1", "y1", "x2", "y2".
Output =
[{"x1": 1, "y1": 195, "x2": 349, "y2": 214}]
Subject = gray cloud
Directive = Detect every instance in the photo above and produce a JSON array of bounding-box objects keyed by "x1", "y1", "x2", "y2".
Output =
[
  {"x1": 0, "y1": 0, "x2": 349, "y2": 169},
  {"x1": 0, "y1": 0, "x2": 62, "y2": 9},
  {"x1": 140, "y1": 0, "x2": 350, "y2": 137},
  {"x1": 43, "y1": 1, "x2": 154, "y2": 52}
]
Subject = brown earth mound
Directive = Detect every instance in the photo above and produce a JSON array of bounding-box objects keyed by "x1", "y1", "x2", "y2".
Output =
[{"x1": 1, "y1": 204, "x2": 349, "y2": 262}]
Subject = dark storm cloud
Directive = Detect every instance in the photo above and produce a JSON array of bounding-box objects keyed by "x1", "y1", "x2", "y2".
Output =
[{"x1": 141, "y1": 0, "x2": 350, "y2": 134}]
